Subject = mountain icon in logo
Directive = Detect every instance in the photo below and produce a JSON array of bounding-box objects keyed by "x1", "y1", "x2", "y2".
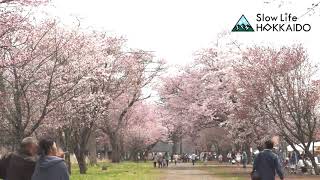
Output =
[{"x1": 232, "y1": 15, "x2": 254, "y2": 32}]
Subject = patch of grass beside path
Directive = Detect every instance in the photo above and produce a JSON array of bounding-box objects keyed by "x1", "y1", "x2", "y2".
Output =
[{"x1": 70, "y1": 161, "x2": 160, "y2": 180}]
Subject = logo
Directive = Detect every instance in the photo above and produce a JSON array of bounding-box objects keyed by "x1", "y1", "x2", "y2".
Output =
[
  {"x1": 232, "y1": 13, "x2": 311, "y2": 32},
  {"x1": 232, "y1": 15, "x2": 254, "y2": 32}
]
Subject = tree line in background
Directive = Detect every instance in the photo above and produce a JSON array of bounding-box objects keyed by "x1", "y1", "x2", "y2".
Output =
[
  {"x1": 0, "y1": 0, "x2": 319, "y2": 176},
  {"x1": 158, "y1": 37, "x2": 320, "y2": 174}
]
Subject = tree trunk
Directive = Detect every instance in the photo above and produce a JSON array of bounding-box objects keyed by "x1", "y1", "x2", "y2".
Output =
[
  {"x1": 59, "y1": 128, "x2": 73, "y2": 174},
  {"x1": 243, "y1": 142, "x2": 252, "y2": 164},
  {"x1": 110, "y1": 136, "x2": 121, "y2": 163},
  {"x1": 104, "y1": 144, "x2": 109, "y2": 159},
  {"x1": 180, "y1": 137, "x2": 183, "y2": 154},
  {"x1": 75, "y1": 146, "x2": 87, "y2": 174},
  {"x1": 65, "y1": 153, "x2": 71, "y2": 174},
  {"x1": 88, "y1": 132, "x2": 97, "y2": 165},
  {"x1": 172, "y1": 141, "x2": 178, "y2": 155}
]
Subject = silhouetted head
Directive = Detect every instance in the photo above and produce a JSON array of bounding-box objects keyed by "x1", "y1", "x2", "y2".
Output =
[
  {"x1": 39, "y1": 138, "x2": 58, "y2": 156},
  {"x1": 264, "y1": 140, "x2": 274, "y2": 150}
]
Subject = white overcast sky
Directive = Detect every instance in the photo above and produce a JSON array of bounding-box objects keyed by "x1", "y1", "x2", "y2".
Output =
[{"x1": 45, "y1": 0, "x2": 320, "y2": 65}]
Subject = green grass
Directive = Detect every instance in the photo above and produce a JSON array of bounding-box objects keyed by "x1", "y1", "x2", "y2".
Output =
[{"x1": 70, "y1": 161, "x2": 161, "y2": 180}]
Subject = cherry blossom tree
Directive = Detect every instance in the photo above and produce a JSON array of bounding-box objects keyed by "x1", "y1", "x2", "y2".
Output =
[
  {"x1": 0, "y1": 20, "x2": 90, "y2": 147},
  {"x1": 158, "y1": 43, "x2": 238, "y2": 153},
  {"x1": 122, "y1": 102, "x2": 166, "y2": 161},
  {"x1": 193, "y1": 127, "x2": 231, "y2": 154},
  {"x1": 49, "y1": 34, "x2": 127, "y2": 173},
  {"x1": 96, "y1": 50, "x2": 165, "y2": 163},
  {"x1": 233, "y1": 45, "x2": 320, "y2": 174}
]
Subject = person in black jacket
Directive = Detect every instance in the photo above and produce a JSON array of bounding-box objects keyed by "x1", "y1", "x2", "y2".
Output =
[{"x1": 0, "y1": 137, "x2": 38, "y2": 180}]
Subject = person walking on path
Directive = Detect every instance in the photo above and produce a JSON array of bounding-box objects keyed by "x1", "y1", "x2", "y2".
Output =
[
  {"x1": 236, "y1": 152, "x2": 242, "y2": 165},
  {"x1": 218, "y1": 154, "x2": 223, "y2": 163},
  {"x1": 164, "y1": 152, "x2": 170, "y2": 167},
  {"x1": 0, "y1": 137, "x2": 38, "y2": 180},
  {"x1": 157, "y1": 153, "x2": 163, "y2": 168},
  {"x1": 204, "y1": 153, "x2": 208, "y2": 165},
  {"x1": 173, "y1": 154, "x2": 178, "y2": 165},
  {"x1": 252, "y1": 140, "x2": 284, "y2": 180},
  {"x1": 191, "y1": 153, "x2": 197, "y2": 166},
  {"x1": 231, "y1": 151, "x2": 236, "y2": 164},
  {"x1": 153, "y1": 153, "x2": 158, "y2": 168},
  {"x1": 32, "y1": 138, "x2": 69, "y2": 180},
  {"x1": 227, "y1": 152, "x2": 232, "y2": 163},
  {"x1": 242, "y1": 151, "x2": 248, "y2": 168}
]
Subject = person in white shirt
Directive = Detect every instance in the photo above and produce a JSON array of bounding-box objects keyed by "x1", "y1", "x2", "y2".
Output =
[
  {"x1": 236, "y1": 152, "x2": 242, "y2": 165},
  {"x1": 191, "y1": 153, "x2": 197, "y2": 166},
  {"x1": 173, "y1": 154, "x2": 178, "y2": 165},
  {"x1": 227, "y1": 152, "x2": 232, "y2": 163}
]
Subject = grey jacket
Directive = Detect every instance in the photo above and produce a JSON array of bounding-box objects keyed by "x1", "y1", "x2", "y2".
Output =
[
  {"x1": 32, "y1": 156, "x2": 69, "y2": 180},
  {"x1": 253, "y1": 149, "x2": 284, "y2": 180}
]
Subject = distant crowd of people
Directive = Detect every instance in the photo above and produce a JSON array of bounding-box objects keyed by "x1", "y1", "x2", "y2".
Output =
[
  {"x1": 152, "y1": 139, "x2": 320, "y2": 180},
  {"x1": 224, "y1": 151, "x2": 248, "y2": 168},
  {"x1": 152, "y1": 152, "x2": 198, "y2": 167},
  {"x1": 284, "y1": 150, "x2": 320, "y2": 174},
  {"x1": 0, "y1": 137, "x2": 69, "y2": 180}
]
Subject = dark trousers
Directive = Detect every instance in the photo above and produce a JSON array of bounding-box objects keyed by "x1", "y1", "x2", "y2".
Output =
[
  {"x1": 192, "y1": 160, "x2": 195, "y2": 165},
  {"x1": 153, "y1": 162, "x2": 157, "y2": 168},
  {"x1": 166, "y1": 160, "x2": 169, "y2": 167}
]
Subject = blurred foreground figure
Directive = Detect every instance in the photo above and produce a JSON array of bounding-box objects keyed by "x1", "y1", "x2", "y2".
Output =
[
  {"x1": 0, "y1": 137, "x2": 38, "y2": 180},
  {"x1": 252, "y1": 140, "x2": 284, "y2": 180},
  {"x1": 32, "y1": 138, "x2": 69, "y2": 180}
]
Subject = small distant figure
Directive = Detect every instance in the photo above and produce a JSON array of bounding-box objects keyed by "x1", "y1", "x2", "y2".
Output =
[
  {"x1": 227, "y1": 152, "x2": 232, "y2": 163},
  {"x1": 231, "y1": 151, "x2": 236, "y2": 164},
  {"x1": 242, "y1": 151, "x2": 248, "y2": 168},
  {"x1": 236, "y1": 152, "x2": 242, "y2": 166},
  {"x1": 157, "y1": 153, "x2": 163, "y2": 168},
  {"x1": 203, "y1": 153, "x2": 208, "y2": 165},
  {"x1": 164, "y1": 152, "x2": 170, "y2": 167},
  {"x1": 252, "y1": 140, "x2": 284, "y2": 180},
  {"x1": 218, "y1": 154, "x2": 223, "y2": 163},
  {"x1": 297, "y1": 155, "x2": 307, "y2": 174},
  {"x1": 191, "y1": 153, "x2": 197, "y2": 166},
  {"x1": 173, "y1": 154, "x2": 178, "y2": 165},
  {"x1": 153, "y1": 153, "x2": 158, "y2": 168}
]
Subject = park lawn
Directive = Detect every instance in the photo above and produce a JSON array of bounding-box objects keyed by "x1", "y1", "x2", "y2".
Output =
[{"x1": 70, "y1": 161, "x2": 161, "y2": 180}]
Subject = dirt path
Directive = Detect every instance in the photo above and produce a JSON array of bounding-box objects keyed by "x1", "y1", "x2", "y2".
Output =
[
  {"x1": 160, "y1": 163, "x2": 221, "y2": 180},
  {"x1": 159, "y1": 162, "x2": 319, "y2": 180}
]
